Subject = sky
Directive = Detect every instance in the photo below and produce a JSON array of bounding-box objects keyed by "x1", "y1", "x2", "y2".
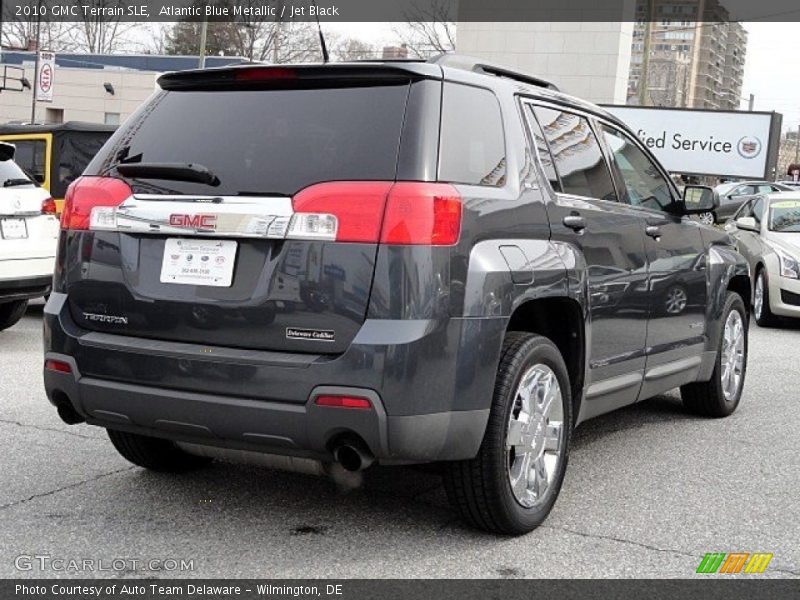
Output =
[
  {"x1": 329, "y1": 21, "x2": 800, "y2": 130},
  {"x1": 739, "y1": 22, "x2": 800, "y2": 131}
]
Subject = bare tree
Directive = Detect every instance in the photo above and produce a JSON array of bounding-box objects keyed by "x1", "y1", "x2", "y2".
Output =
[
  {"x1": 330, "y1": 36, "x2": 378, "y2": 61},
  {"x1": 392, "y1": 0, "x2": 456, "y2": 58},
  {"x1": 1, "y1": 17, "x2": 77, "y2": 52},
  {"x1": 68, "y1": 1, "x2": 145, "y2": 54}
]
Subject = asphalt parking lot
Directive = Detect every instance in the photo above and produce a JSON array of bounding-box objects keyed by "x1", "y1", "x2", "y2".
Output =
[{"x1": 1, "y1": 303, "x2": 798, "y2": 579}]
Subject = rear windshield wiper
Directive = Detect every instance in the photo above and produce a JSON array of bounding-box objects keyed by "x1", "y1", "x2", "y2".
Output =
[
  {"x1": 3, "y1": 178, "x2": 33, "y2": 188},
  {"x1": 116, "y1": 162, "x2": 220, "y2": 187}
]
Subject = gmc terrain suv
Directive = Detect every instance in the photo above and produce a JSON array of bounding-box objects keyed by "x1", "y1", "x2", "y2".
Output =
[{"x1": 43, "y1": 55, "x2": 750, "y2": 534}]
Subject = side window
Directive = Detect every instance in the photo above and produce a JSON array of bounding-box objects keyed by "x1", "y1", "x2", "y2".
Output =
[
  {"x1": 599, "y1": 124, "x2": 674, "y2": 212},
  {"x1": 752, "y1": 198, "x2": 765, "y2": 223},
  {"x1": 732, "y1": 200, "x2": 752, "y2": 220},
  {"x1": 533, "y1": 106, "x2": 616, "y2": 201},
  {"x1": 10, "y1": 140, "x2": 47, "y2": 184},
  {"x1": 732, "y1": 185, "x2": 755, "y2": 197},
  {"x1": 439, "y1": 83, "x2": 506, "y2": 187},
  {"x1": 757, "y1": 184, "x2": 774, "y2": 194},
  {"x1": 524, "y1": 105, "x2": 560, "y2": 192}
]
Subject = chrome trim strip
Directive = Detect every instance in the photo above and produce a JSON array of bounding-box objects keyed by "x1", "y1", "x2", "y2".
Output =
[
  {"x1": 585, "y1": 371, "x2": 643, "y2": 399},
  {"x1": 91, "y1": 194, "x2": 294, "y2": 239},
  {"x1": 644, "y1": 355, "x2": 703, "y2": 381}
]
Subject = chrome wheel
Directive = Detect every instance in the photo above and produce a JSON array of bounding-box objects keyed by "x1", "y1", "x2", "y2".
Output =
[
  {"x1": 720, "y1": 310, "x2": 745, "y2": 401},
  {"x1": 754, "y1": 274, "x2": 764, "y2": 319},
  {"x1": 506, "y1": 364, "x2": 564, "y2": 508},
  {"x1": 665, "y1": 286, "x2": 688, "y2": 314},
  {"x1": 698, "y1": 212, "x2": 715, "y2": 226}
]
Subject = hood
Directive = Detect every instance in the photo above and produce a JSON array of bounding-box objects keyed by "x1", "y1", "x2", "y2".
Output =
[{"x1": 764, "y1": 231, "x2": 800, "y2": 257}]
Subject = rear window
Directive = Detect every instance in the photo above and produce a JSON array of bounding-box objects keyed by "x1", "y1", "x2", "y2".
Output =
[
  {"x1": 89, "y1": 84, "x2": 410, "y2": 196},
  {"x1": 438, "y1": 83, "x2": 506, "y2": 187},
  {"x1": 0, "y1": 159, "x2": 32, "y2": 186}
]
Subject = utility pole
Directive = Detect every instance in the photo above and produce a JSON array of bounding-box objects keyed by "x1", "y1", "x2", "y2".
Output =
[
  {"x1": 748, "y1": 93, "x2": 754, "y2": 111},
  {"x1": 795, "y1": 123, "x2": 799, "y2": 165},
  {"x1": 29, "y1": 2, "x2": 41, "y2": 124},
  {"x1": 198, "y1": 18, "x2": 208, "y2": 69},
  {"x1": 638, "y1": 1, "x2": 655, "y2": 106}
]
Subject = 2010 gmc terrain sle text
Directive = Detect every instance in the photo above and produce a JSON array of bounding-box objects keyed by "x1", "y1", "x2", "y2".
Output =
[{"x1": 42, "y1": 55, "x2": 750, "y2": 535}]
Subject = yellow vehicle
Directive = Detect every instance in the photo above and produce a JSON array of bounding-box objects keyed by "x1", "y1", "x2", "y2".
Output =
[{"x1": 0, "y1": 122, "x2": 116, "y2": 212}]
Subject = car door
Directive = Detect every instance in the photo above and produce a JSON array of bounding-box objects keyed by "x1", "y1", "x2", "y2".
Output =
[
  {"x1": 526, "y1": 104, "x2": 649, "y2": 417},
  {"x1": 596, "y1": 122, "x2": 709, "y2": 401},
  {"x1": 719, "y1": 184, "x2": 757, "y2": 221},
  {"x1": 733, "y1": 196, "x2": 767, "y2": 277}
]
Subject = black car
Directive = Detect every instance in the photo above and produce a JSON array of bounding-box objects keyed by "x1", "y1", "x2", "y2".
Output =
[
  {"x1": 43, "y1": 55, "x2": 750, "y2": 535},
  {"x1": 707, "y1": 181, "x2": 793, "y2": 225}
]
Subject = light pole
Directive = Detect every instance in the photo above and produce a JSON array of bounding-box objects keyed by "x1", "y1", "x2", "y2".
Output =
[
  {"x1": 29, "y1": 1, "x2": 41, "y2": 124},
  {"x1": 198, "y1": 18, "x2": 208, "y2": 69}
]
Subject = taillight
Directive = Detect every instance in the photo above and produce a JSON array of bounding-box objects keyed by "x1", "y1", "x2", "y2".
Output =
[
  {"x1": 290, "y1": 181, "x2": 462, "y2": 246},
  {"x1": 41, "y1": 197, "x2": 57, "y2": 216},
  {"x1": 235, "y1": 67, "x2": 297, "y2": 82},
  {"x1": 290, "y1": 181, "x2": 393, "y2": 243},
  {"x1": 61, "y1": 176, "x2": 132, "y2": 231},
  {"x1": 381, "y1": 183, "x2": 462, "y2": 245}
]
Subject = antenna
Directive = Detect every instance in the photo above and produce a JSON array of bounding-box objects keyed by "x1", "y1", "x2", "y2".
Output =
[{"x1": 310, "y1": 0, "x2": 329, "y2": 63}]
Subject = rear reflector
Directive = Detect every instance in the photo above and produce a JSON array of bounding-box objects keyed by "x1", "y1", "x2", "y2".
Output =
[
  {"x1": 44, "y1": 359, "x2": 72, "y2": 374},
  {"x1": 41, "y1": 197, "x2": 57, "y2": 216},
  {"x1": 61, "y1": 177, "x2": 132, "y2": 231},
  {"x1": 315, "y1": 395, "x2": 373, "y2": 410},
  {"x1": 291, "y1": 181, "x2": 461, "y2": 245}
]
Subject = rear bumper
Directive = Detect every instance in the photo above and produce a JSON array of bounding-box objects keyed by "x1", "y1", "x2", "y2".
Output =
[
  {"x1": 43, "y1": 293, "x2": 504, "y2": 463},
  {"x1": 0, "y1": 273, "x2": 52, "y2": 302}
]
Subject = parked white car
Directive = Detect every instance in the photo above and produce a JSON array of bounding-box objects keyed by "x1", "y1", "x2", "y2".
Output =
[
  {"x1": 725, "y1": 193, "x2": 800, "y2": 326},
  {"x1": 0, "y1": 142, "x2": 58, "y2": 331}
]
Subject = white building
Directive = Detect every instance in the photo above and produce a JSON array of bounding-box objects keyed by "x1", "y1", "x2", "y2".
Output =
[
  {"x1": 0, "y1": 52, "x2": 243, "y2": 125},
  {"x1": 457, "y1": 20, "x2": 635, "y2": 104}
]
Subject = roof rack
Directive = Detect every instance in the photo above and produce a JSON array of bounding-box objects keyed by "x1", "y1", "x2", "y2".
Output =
[{"x1": 428, "y1": 54, "x2": 559, "y2": 92}]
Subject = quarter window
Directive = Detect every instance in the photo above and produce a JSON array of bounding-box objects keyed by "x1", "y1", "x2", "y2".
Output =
[
  {"x1": 533, "y1": 106, "x2": 616, "y2": 201},
  {"x1": 600, "y1": 124, "x2": 674, "y2": 212},
  {"x1": 439, "y1": 84, "x2": 506, "y2": 187},
  {"x1": 524, "y1": 106, "x2": 560, "y2": 191}
]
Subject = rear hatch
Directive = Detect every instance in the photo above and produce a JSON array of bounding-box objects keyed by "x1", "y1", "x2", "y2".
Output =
[
  {"x1": 62, "y1": 65, "x2": 436, "y2": 354},
  {"x1": 0, "y1": 157, "x2": 56, "y2": 263}
]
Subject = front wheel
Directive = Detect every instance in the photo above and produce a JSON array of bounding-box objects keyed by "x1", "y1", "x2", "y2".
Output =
[
  {"x1": 0, "y1": 300, "x2": 28, "y2": 332},
  {"x1": 753, "y1": 269, "x2": 778, "y2": 327},
  {"x1": 681, "y1": 292, "x2": 747, "y2": 417},
  {"x1": 443, "y1": 332, "x2": 572, "y2": 535}
]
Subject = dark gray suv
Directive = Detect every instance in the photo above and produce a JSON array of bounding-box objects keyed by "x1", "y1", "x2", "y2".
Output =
[{"x1": 43, "y1": 55, "x2": 750, "y2": 535}]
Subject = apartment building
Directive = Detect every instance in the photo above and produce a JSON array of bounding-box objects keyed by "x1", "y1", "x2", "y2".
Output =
[{"x1": 628, "y1": 0, "x2": 747, "y2": 109}]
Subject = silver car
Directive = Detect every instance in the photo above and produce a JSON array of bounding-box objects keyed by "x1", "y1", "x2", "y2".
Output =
[{"x1": 726, "y1": 193, "x2": 800, "y2": 326}]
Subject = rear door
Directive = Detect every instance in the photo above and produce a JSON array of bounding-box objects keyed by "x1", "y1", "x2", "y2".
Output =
[
  {"x1": 527, "y1": 104, "x2": 650, "y2": 416},
  {"x1": 596, "y1": 122, "x2": 708, "y2": 399},
  {"x1": 65, "y1": 71, "x2": 429, "y2": 354}
]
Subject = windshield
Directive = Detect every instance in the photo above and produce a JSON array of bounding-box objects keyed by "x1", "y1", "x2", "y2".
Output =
[
  {"x1": 769, "y1": 200, "x2": 800, "y2": 232},
  {"x1": 0, "y1": 159, "x2": 33, "y2": 187}
]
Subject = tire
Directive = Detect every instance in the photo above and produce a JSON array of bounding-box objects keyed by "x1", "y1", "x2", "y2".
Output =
[
  {"x1": 443, "y1": 332, "x2": 572, "y2": 535},
  {"x1": 107, "y1": 429, "x2": 213, "y2": 472},
  {"x1": 753, "y1": 268, "x2": 778, "y2": 327},
  {"x1": 698, "y1": 211, "x2": 716, "y2": 226},
  {"x1": 0, "y1": 300, "x2": 28, "y2": 332},
  {"x1": 680, "y1": 292, "x2": 747, "y2": 418}
]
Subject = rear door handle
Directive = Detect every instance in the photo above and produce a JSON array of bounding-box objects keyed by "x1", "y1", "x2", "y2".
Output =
[
  {"x1": 563, "y1": 215, "x2": 586, "y2": 232},
  {"x1": 645, "y1": 225, "x2": 662, "y2": 239}
]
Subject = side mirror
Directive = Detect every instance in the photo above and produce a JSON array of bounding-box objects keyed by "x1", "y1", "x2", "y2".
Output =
[
  {"x1": 0, "y1": 141, "x2": 14, "y2": 162},
  {"x1": 681, "y1": 185, "x2": 717, "y2": 213},
  {"x1": 735, "y1": 216, "x2": 759, "y2": 232}
]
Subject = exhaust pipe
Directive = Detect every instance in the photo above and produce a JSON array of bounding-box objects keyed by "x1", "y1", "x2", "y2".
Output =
[{"x1": 332, "y1": 441, "x2": 374, "y2": 472}]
